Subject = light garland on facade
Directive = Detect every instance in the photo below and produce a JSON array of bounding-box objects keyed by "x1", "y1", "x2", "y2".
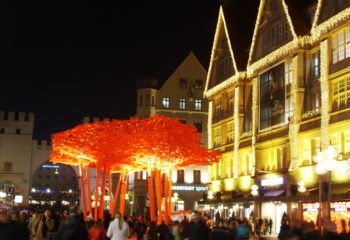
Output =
[
  {"x1": 311, "y1": 0, "x2": 323, "y2": 30},
  {"x1": 288, "y1": 56, "x2": 300, "y2": 171},
  {"x1": 320, "y1": 40, "x2": 330, "y2": 150},
  {"x1": 205, "y1": 72, "x2": 245, "y2": 98},
  {"x1": 312, "y1": 7, "x2": 350, "y2": 40},
  {"x1": 282, "y1": 0, "x2": 297, "y2": 39},
  {"x1": 240, "y1": 131, "x2": 252, "y2": 139},
  {"x1": 250, "y1": 78, "x2": 258, "y2": 176},
  {"x1": 301, "y1": 108, "x2": 321, "y2": 119},
  {"x1": 204, "y1": 7, "x2": 238, "y2": 96},
  {"x1": 233, "y1": 87, "x2": 240, "y2": 178},
  {"x1": 208, "y1": 101, "x2": 213, "y2": 149},
  {"x1": 248, "y1": 0, "x2": 265, "y2": 66}
]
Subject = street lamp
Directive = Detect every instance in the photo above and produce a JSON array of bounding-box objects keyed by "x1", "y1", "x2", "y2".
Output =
[
  {"x1": 251, "y1": 184, "x2": 259, "y2": 196},
  {"x1": 313, "y1": 146, "x2": 339, "y2": 221}
]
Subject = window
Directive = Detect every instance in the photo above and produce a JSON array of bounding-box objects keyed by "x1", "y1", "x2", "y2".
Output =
[
  {"x1": 25, "y1": 113, "x2": 29, "y2": 122},
  {"x1": 263, "y1": 21, "x2": 289, "y2": 51},
  {"x1": 303, "y1": 140, "x2": 311, "y2": 165},
  {"x1": 227, "y1": 121, "x2": 234, "y2": 143},
  {"x1": 139, "y1": 95, "x2": 143, "y2": 106},
  {"x1": 179, "y1": 78, "x2": 187, "y2": 88},
  {"x1": 333, "y1": 76, "x2": 350, "y2": 109},
  {"x1": 14, "y1": 112, "x2": 19, "y2": 121},
  {"x1": 194, "y1": 120, "x2": 202, "y2": 133},
  {"x1": 4, "y1": 112, "x2": 8, "y2": 121},
  {"x1": 0, "y1": 128, "x2": 4, "y2": 134},
  {"x1": 162, "y1": 97, "x2": 170, "y2": 109},
  {"x1": 151, "y1": 96, "x2": 155, "y2": 106},
  {"x1": 145, "y1": 95, "x2": 150, "y2": 105},
  {"x1": 195, "y1": 79, "x2": 203, "y2": 89},
  {"x1": 195, "y1": 99, "x2": 202, "y2": 111},
  {"x1": 193, "y1": 170, "x2": 201, "y2": 184},
  {"x1": 344, "y1": 131, "x2": 350, "y2": 155},
  {"x1": 228, "y1": 91, "x2": 234, "y2": 111},
  {"x1": 179, "y1": 98, "x2": 186, "y2": 110},
  {"x1": 312, "y1": 138, "x2": 321, "y2": 156},
  {"x1": 311, "y1": 51, "x2": 320, "y2": 79},
  {"x1": 16, "y1": 129, "x2": 21, "y2": 135},
  {"x1": 214, "y1": 127, "x2": 222, "y2": 147},
  {"x1": 4, "y1": 162, "x2": 12, "y2": 172},
  {"x1": 177, "y1": 170, "x2": 184, "y2": 183},
  {"x1": 215, "y1": 96, "x2": 222, "y2": 115},
  {"x1": 285, "y1": 59, "x2": 293, "y2": 85},
  {"x1": 332, "y1": 27, "x2": 350, "y2": 64}
]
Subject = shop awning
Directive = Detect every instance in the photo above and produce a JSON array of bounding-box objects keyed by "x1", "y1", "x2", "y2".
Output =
[{"x1": 264, "y1": 189, "x2": 285, "y2": 197}]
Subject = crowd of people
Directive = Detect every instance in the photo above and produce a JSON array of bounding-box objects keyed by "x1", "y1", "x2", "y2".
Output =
[{"x1": 1, "y1": 205, "x2": 350, "y2": 240}]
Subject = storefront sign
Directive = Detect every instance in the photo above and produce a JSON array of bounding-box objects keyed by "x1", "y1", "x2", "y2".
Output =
[
  {"x1": 42, "y1": 164, "x2": 60, "y2": 169},
  {"x1": 261, "y1": 177, "x2": 283, "y2": 187},
  {"x1": 172, "y1": 185, "x2": 208, "y2": 191}
]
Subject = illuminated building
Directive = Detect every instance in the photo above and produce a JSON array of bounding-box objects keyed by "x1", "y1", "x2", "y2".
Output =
[
  {"x1": 133, "y1": 52, "x2": 209, "y2": 215},
  {"x1": 204, "y1": 0, "x2": 350, "y2": 233}
]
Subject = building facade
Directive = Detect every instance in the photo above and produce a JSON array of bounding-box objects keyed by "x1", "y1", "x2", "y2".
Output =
[
  {"x1": 131, "y1": 52, "x2": 210, "y2": 216},
  {"x1": 0, "y1": 111, "x2": 80, "y2": 207},
  {"x1": 205, "y1": 0, "x2": 350, "y2": 234}
]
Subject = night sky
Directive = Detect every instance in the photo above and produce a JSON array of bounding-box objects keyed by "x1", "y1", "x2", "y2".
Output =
[{"x1": 0, "y1": 0, "x2": 257, "y2": 140}]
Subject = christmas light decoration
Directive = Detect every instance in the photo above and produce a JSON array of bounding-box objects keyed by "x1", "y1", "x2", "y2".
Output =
[
  {"x1": 205, "y1": 72, "x2": 245, "y2": 98},
  {"x1": 288, "y1": 56, "x2": 300, "y2": 171},
  {"x1": 311, "y1": 0, "x2": 323, "y2": 30},
  {"x1": 233, "y1": 87, "x2": 240, "y2": 178},
  {"x1": 251, "y1": 78, "x2": 258, "y2": 176},
  {"x1": 320, "y1": 40, "x2": 330, "y2": 150}
]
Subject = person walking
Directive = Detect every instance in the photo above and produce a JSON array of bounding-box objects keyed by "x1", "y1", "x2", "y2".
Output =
[
  {"x1": 60, "y1": 205, "x2": 88, "y2": 240},
  {"x1": 106, "y1": 212, "x2": 130, "y2": 240},
  {"x1": 89, "y1": 219, "x2": 107, "y2": 240}
]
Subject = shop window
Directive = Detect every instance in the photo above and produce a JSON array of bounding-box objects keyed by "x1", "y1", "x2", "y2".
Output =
[
  {"x1": 4, "y1": 162, "x2": 12, "y2": 172},
  {"x1": 331, "y1": 133, "x2": 341, "y2": 154},
  {"x1": 332, "y1": 27, "x2": 350, "y2": 64},
  {"x1": 162, "y1": 97, "x2": 170, "y2": 109},
  {"x1": 344, "y1": 131, "x2": 350, "y2": 155},
  {"x1": 179, "y1": 98, "x2": 186, "y2": 110},
  {"x1": 312, "y1": 138, "x2": 321, "y2": 156},
  {"x1": 303, "y1": 140, "x2": 311, "y2": 166},
  {"x1": 193, "y1": 170, "x2": 201, "y2": 184},
  {"x1": 225, "y1": 158, "x2": 231, "y2": 177},
  {"x1": 177, "y1": 170, "x2": 184, "y2": 183},
  {"x1": 311, "y1": 51, "x2": 320, "y2": 80},
  {"x1": 195, "y1": 99, "x2": 202, "y2": 111}
]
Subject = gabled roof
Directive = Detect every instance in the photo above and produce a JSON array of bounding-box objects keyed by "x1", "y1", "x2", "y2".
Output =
[
  {"x1": 248, "y1": 0, "x2": 316, "y2": 66},
  {"x1": 205, "y1": 3, "x2": 258, "y2": 94},
  {"x1": 285, "y1": 0, "x2": 316, "y2": 35}
]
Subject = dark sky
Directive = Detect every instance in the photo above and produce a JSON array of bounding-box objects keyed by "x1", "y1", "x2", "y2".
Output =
[{"x1": 0, "y1": 0, "x2": 256, "y2": 140}]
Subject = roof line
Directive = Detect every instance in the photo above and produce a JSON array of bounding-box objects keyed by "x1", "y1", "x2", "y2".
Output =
[{"x1": 312, "y1": 0, "x2": 323, "y2": 30}]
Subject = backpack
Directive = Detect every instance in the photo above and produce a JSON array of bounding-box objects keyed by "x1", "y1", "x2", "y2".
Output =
[{"x1": 237, "y1": 224, "x2": 249, "y2": 238}]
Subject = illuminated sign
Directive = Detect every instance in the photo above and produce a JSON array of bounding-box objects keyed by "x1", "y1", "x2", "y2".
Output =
[
  {"x1": 261, "y1": 177, "x2": 283, "y2": 187},
  {"x1": 171, "y1": 185, "x2": 208, "y2": 192},
  {"x1": 42, "y1": 164, "x2": 60, "y2": 169}
]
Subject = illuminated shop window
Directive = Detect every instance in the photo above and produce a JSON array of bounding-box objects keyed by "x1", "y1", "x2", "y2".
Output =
[
  {"x1": 195, "y1": 99, "x2": 202, "y2": 111},
  {"x1": 162, "y1": 97, "x2": 170, "y2": 109},
  {"x1": 331, "y1": 133, "x2": 341, "y2": 154},
  {"x1": 332, "y1": 27, "x2": 350, "y2": 64},
  {"x1": 344, "y1": 131, "x2": 350, "y2": 155},
  {"x1": 303, "y1": 140, "x2": 311, "y2": 166},
  {"x1": 179, "y1": 98, "x2": 186, "y2": 110},
  {"x1": 225, "y1": 158, "x2": 231, "y2": 177},
  {"x1": 312, "y1": 138, "x2": 321, "y2": 156},
  {"x1": 333, "y1": 77, "x2": 350, "y2": 109}
]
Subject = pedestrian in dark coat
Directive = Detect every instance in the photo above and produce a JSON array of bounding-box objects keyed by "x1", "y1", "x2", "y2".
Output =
[{"x1": 60, "y1": 205, "x2": 88, "y2": 240}]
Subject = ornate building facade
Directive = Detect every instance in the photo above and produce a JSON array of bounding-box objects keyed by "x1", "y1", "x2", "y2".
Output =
[{"x1": 205, "y1": 0, "x2": 350, "y2": 234}]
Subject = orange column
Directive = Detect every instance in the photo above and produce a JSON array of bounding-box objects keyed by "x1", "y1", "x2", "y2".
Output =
[
  {"x1": 108, "y1": 171, "x2": 113, "y2": 215},
  {"x1": 155, "y1": 169, "x2": 162, "y2": 224},
  {"x1": 164, "y1": 172, "x2": 169, "y2": 224},
  {"x1": 99, "y1": 166, "x2": 107, "y2": 219},
  {"x1": 79, "y1": 164, "x2": 87, "y2": 221},
  {"x1": 168, "y1": 171, "x2": 172, "y2": 216},
  {"x1": 94, "y1": 168, "x2": 100, "y2": 221},
  {"x1": 86, "y1": 166, "x2": 92, "y2": 215},
  {"x1": 119, "y1": 175, "x2": 127, "y2": 216},
  {"x1": 110, "y1": 173, "x2": 122, "y2": 216},
  {"x1": 148, "y1": 172, "x2": 155, "y2": 221}
]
